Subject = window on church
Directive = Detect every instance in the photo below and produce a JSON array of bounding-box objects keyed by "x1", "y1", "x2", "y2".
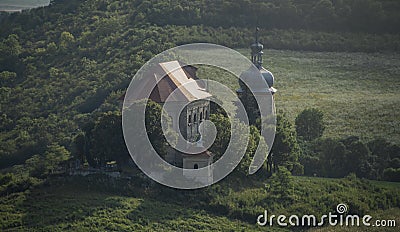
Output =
[
  {"x1": 188, "y1": 115, "x2": 192, "y2": 124},
  {"x1": 193, "y1": 113, "x2": 197, "y2": 123},
  {"x1": 205, "y1": 110, "x2": 208, "y2": 119},
  {"x1": 200, "y1": 112, "x2": 203, "y2": 121},
  {"x1": 194, "y1": 164, "x2": 199, "y2": 169}
]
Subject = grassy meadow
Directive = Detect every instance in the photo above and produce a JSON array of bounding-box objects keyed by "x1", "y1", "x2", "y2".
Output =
[
  {"x1": 200, "y1": 49, "x2": 400, "y2": 144},
  {"x1": 268, "y1": 50, "x2": 400, "y2": 144}
]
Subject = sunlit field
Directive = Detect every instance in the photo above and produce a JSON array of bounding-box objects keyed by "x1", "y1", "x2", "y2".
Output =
[{"x1": 209, "y1": 49, "x2": 400, "y2": 144}]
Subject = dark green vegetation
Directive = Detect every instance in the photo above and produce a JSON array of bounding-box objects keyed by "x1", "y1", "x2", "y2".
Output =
[
  {"x1": 295, "y1": 108, "x2": 325, "y2": 142},
  {"x1": 1, "y1": 0, "x2": 400, "y2": 231},
  {"x1": 0, "y1": 173, "x2": 399, "y2": 231},
  {"x1": 300, "y1": 135, "x2": 400, "y2": 181}
]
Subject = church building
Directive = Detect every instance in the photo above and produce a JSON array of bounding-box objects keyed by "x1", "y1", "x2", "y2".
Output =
[
  {"x1": 127, "y1": 28, "x2": 275, "y2": 184},
  {"x1": 129, "y1": 60, "x2": 214, "y2": 184}
]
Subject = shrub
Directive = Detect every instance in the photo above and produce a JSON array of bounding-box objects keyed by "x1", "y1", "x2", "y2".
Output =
[
  {"x1": 295, "y1": 108, "x2": 325, "y2": 141},
  {"x1": 383, "y1": 168, "x2": 400, "y2": 182},
  {"x1": 0, "y1": 173, "x2": 14, "y2": 186}
]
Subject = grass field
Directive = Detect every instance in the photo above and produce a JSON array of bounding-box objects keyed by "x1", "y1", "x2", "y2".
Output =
[
  {"x1": 198, "y1": 49, "x2": 400, "y2": 144},
  {"x1": 267, "y1": 50, "x2": 400, "y2": 144}
]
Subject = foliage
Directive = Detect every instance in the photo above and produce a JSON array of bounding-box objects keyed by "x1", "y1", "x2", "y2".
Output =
[
  {"x1": 208, "y1": 114, "x2": 231, "y2": 159},
  {"x1": 144, "y1": 100, "x2": 170, "y2": 157},
  {"x1": 73, "y1": 100, "x2": 173, "y2": 168},
  {"x1": 87, "y1": 111, "x2": 128, "y2": 167},
  {"x1": 24, "y1": 143, "x2": 70, "y2": 178},
  {"x1": 0, "y1": 159, "x2": 399, "y2": 231},
  {"x1": 237, "y1": 81, "x2": 260, "y2": 126},
  {"x1": 383, "y1": 168, "x2": 400, "y2": 182},
  {"x1": 295, "y1": 108, "x2": 325, "y2": 141},
  {"x1": 44, "y1": 143, "x2": 70, "y2": 173},
  {"x1": 271, "y1": 113, "x2": 303, "y2": 174},
  {"x1": 267, "y1": 166, "x2": 294, "y2": 200},
  {"x1": 207, "y1": 113, "x2": 257, "y2": 176},
  {"x1": 300, "y1": 136, "x2": 400, "y2": 180},
  {"x1": 130, "y1": 0, "x2": 400, "y2": 34}
]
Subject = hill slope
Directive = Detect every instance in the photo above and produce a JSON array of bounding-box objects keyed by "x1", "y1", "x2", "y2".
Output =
[{"x1": 0, "y1": 175, "x2": 399, "y2": 231}]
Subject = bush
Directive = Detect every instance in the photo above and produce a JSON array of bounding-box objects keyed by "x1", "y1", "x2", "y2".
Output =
[
  {"x1": 0, "y1": 173, "x2": 14, "y2": 186},
  {"x1": 267, "y1": 167, "x2": 294, "y2": 200},
  {"x1": 383, "y1": 168, "x2": 400, "y2": 182},
  {"x1": 295, "y1": 108, "x2": 325, "y2": 141}
]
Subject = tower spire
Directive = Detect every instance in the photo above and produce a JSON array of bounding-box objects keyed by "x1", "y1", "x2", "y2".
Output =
[
  {"x1": 255, "y1": 27, "x2": 259, "y2": 43},
  {"x1": 250, "y1": 27, "x2": 263, "y2": 69}
]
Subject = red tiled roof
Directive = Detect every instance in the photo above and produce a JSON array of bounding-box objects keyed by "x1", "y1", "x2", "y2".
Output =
[{"x1": 122, "y1": 61, "x2": 211, "y2": 103}]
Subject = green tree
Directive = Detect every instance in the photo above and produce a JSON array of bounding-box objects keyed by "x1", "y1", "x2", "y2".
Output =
[
  {"x1": 314, "y1": 138, "x2": 347, "y2": 177},
  {"x1": 60, "y1": 31, "x2": 75, "y2": 50},
  {"x1": 46, "y1": 42, "x2": 57, "y2": 54},
  {"x1": 295, "y1": 108, "x2": 325, "y2": 141},
  {"x1": 308, "y1": 0, "x2": 336, "y2": 30},
  {"x1": 1, "y1": 34, "x2": 22, "y2": 57},
  {"x1": 349, "y1": 0, "x2": 385, "y2": 33},
  {"x1": 237, "y1": 125, "x2": 264, "y2": 176},
  {"x1": 0, "y1": 71, "x2": 17, "y2": 86},
  {"x1": 367, "y1": 138, "x2": 399, "y2": 179},
  {"x1": 0, "y1": 34, "x2": 23, "y2": 74},
  {"x1": 144, "y1": 100, "x2": 168, "y2": 156},
  {"x1": 237, "y1": 81, "x2": 260, "y2": 126},
  {"x1": 44, "y1": 143, "x2": 70, "y2": 174},
  {"x1": 267, "y1": 166, "x2": 294, "y2": 200},
  {"x1": 209, "y1": 113, "x2": 231, "y2": 159},
  {"x1": 25, "y1": 154, "x2": 46, "y2": 178},
  {"x1": 82, "y1": 100, "x2": 173, "y2": 169},
  {"x1": 89, "y1": 111, "x2": 128, "y2": 168},
  {"x1": 207, "y1": 113, "x2": 264, "y2": 176},
  {"x1": 383, "y1": 168, "x2": 400, "y2": 182},
  {"x1": 72, "y1": 132, "x2": 87, "y2": 164},
  {"x1": 272, "y1": 113, "x2": 303, "y2": 174},
  {"x1": 341, "y1": 136, "x2": 371, "y2": 178}
]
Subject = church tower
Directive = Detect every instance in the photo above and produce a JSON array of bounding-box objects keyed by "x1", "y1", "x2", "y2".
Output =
[{"x1": 237, "y1": 28, "x2": 277, "y2": 125}]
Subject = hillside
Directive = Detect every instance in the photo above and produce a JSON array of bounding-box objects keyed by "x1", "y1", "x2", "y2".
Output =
[
  {"x1": 0, "y1": 0, "x2": 400, "y2": 230},
  {"x1": 0, "y1": 174, "x2": 399, "y2": 231}
]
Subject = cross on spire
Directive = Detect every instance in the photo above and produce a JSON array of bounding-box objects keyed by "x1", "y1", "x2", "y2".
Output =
[{"x1": 255, "y1": 27, "x2": 260, "y2": 43}]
